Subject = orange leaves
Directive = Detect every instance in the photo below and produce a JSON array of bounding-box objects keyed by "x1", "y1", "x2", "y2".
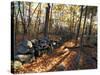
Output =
[
  {"x1": 14, "y1": 38, "x2": 97, "y2": 73},
  {"x1": 60, "y1": 39, "x2": 78, "y2": 49},
  {"x1": 14, "y1": 47, "x2": 70, "y2": 73}
]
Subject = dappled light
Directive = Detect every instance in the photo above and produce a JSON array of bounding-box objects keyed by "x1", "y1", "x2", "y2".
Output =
[{"x1": 11, "y1": 1, "x2": 97, "y2": 74}]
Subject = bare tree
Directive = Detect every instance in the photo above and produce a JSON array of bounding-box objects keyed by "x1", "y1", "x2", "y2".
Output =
[
  {"x1": 18, "y1": 1, "x2": 26, "y2": 39},
  {"x1": 34, "y1": 4, "x2": 41, "y2": 38},
  {"x1": 31, "y1": 3, "x2": 40, "y2": 17},
  {"x1": 17, "y1": 2, "x2": 32, "y2": 40}
]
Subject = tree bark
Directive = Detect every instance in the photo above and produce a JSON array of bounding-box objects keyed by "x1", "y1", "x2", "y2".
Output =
[
  {"x1": 14, "y1": 3, "x2": 18, "y2": 33},
  {"x1": 18, "y1": 2, "x2": 25, "y2": 36},
  {"x1": 80, "y1": 6, "x2": 88, "y2": 51},
  {"x1": 27, "y1": 2, "x2": 31, "y2": 37},
  {"x1": 44, "y1": 3, "x2": 50, "y2": 38},
  {"x1": 48, "y1": 4, "x2": 53, "y2": 33},
  {"x1": 34, "y1": 4, "x2": 41, "y2": 38},
  {"x1": 75, "y1": 6, "x2": 83, "y2": 41},
  {"x1": 87, "y1": 9, "x2": 94, "y2": 40},
  {"x1": 18, "y1": 2, "x2": 28, "y2": 40},
  {"x1": 28, "y1": 2, "x2": 31, "y2": 28}
]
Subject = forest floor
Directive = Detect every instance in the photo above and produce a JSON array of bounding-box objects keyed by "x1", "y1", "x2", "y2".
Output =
[{"x1": 14, "y1": 38, "x2": 97, "y2": 73}]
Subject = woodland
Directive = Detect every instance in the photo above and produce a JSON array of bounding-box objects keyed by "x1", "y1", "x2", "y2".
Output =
[{"x1": 11, "y1": 1, "x2": 97, "y2": 73}]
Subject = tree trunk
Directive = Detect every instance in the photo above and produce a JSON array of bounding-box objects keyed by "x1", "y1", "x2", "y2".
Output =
[
  {"x1": 44, "y1": 3, "x2": 50, "y2": 38},
  {"x1": 80, "y1": 6, "x2": 88, "y2": 51},
  {"x1": 18, "y1": 2, "x2": 25, "y2": 36},
  {"x1": 28, "y1": 2, "x2": 31, "y2": 28},
  {"x1": 87, "y1": 9, "x2": 94, "y2": 40},
  {"x1": 75, "y1": 6, "x2": 84, "y2": 69},
  {"x1": 75, "y1": 6, "x2": 83, "y2": 41},
  {"x1": 27, "y1": 2, "x2": 31, "y2": 37},
  {"x1": 34, "y1": 4, "x2": 41, "y2": 38},
  {"x1": 72, "y1": 11, "x2": 75, "y2": 32},
  {"x1": 48, "y1": 4, "x2": 53, "y2": 33},
  {"x1": 15, "y1": 2, "x2": 21, "y2": 34},
  {"x1": 14, "y1": 4, "x2": 18, "y2": 33},
  {"x1": 18, "y1": 2, "x2": 27, "y2": 40},
  {"x1": 31, "y1": 3, "x2": 40, "y2": 17},
  {"x1": 37, "y1": 4, "x2": 41, "y2": 38}
]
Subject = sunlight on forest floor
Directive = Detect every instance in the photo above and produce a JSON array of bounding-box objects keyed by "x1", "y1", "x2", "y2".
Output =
[
  {"x1": 14, "y1": 39, "x2": 97, "y2": 73},
  {"x1": 11, "y1": 2, "x2": 97, "y2": 73}
]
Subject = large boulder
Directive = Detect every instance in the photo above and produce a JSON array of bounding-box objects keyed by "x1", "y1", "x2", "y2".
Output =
[
  {"x1": 17, "y1": 40, "x2": 33, "y2": 54},
  {"x1": 14, "y1": 40, "x2": 35, "y2": 63}
]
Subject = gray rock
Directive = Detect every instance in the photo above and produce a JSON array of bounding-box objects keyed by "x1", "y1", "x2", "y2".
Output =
[
  {"x1": 13, "y1": 60, "x2": 22, "y2": 69},
  {"x1": 17, "y1": 40, "x2": 33, "y2": 54},
  {"x1": 15, "y1": 54, "x2": 32, "y2": 63}
]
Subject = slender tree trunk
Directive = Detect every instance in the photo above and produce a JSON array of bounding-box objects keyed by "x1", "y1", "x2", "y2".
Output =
[
  {"x1": 69, "y1": 7, "x2": 72, "y2": 33},
  {"x1": 28, "y1": 2, "x2": 31, "y2": 28},
  {"x1": 76, "y1": 6, "x2": 83, "y2": 69},
  {"x1": 31, "y1": 3, "x2": 40, "y2": 16},
  {"x1": 72, "y1": 11, "x2": 75, "y2": 33},
  {"x1": 80, "y1": 6, "x2": 88, "y2": 51},
  {"x1": 15, "y1": 2, "x2": 21, "y2": 34},
  {"x1": 75, "y1": 6, "x2": 83, "y2": 41},
  {"x1": 18, "y1": 2, "x2": 27, "y2": 40},
  {"x1": 32, "y1": 3, "x2": 40, "y2": 38},
  {"x1": 21, "y1": 2, "x2": 26, "y2": 34},
  {"x1": 87, "y1": 9, "x2": 94, "y2": 40},
  {"x1": 37, "y1": 4, "x2": 41, "y2": 38},
  {"x1": 27, "y1": 2, "x2": 31, "y2": 37},
  {"x1": 44, "y1": 3, "x2": 50, "y2": 38},
  {"x1": 14, "y1": 4, "x2": 18, "y2": 33},
  {"x1": 34, "y1": 4, "x2": 41, "y2": 38},
  {"x1": 18, "y1": 2, "x2": 25, "y2": 37},
  {"x1": 22, "y1": 2, "x2": 27, "y2": 38},
  {"x1": 48, "y1": 4, "x2": 53, "y2": 33}
]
